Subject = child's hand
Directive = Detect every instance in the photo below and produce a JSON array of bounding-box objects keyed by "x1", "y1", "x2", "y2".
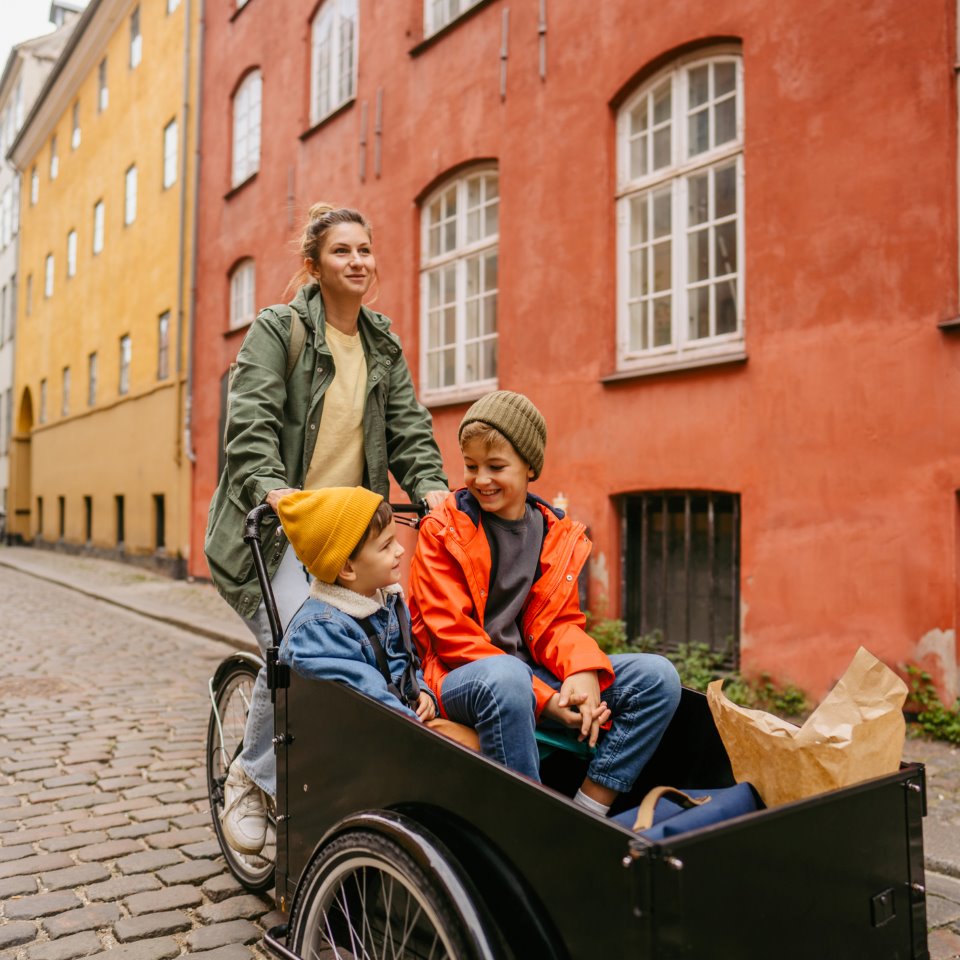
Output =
[
  {"x1": 415, "y1": 691, "x2": 437, "y2": 722},
  {"x1": 558, "y1": 671, "x2": 611, "y2": 747}
]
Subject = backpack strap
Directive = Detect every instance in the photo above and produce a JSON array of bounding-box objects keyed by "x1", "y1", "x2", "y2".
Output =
[
  {"x1": 353, "y1": 611, "x2": 422, "y2": 710},
  {"x1": 285, "y1": 306, "x2": 307, "y2": 382}
]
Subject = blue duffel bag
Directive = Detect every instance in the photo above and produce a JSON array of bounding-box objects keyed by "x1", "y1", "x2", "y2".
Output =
[{"x1": 611, "y1": 782, "x2": 762, "y2": 840}]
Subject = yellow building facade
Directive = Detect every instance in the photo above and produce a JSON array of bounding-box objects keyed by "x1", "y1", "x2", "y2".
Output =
[{"x1": 9, "y1": 0, "x2": 199, "y2": 573}]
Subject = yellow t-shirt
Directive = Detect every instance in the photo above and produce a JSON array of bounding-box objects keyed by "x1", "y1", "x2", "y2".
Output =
[{"x1": 304, "y1": 324, "x2": 368, "y2": 490}]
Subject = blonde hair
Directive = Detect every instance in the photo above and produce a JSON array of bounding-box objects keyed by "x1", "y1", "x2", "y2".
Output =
[
  {"x1": 459, "y1": 420, "x2": 512, "y2": 453},
  {"x1": 286, "y1": 202, "x2": 373, "y2": 294}
]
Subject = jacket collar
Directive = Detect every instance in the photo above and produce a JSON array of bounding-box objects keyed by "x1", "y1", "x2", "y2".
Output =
[
  {"x1": 454, "y1": 488, "x2": 565, "y2": 528},
  {"x1": 308, "y1": 579, "x2": 403, "y2": 618},
  {"x1": 292, "y1": 284, "x2": 401, "y2": 362}
]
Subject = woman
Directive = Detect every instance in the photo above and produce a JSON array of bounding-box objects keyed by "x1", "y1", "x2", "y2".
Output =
[{"x1": 205, "y1": 204, "x2": 448, "y2": 855}]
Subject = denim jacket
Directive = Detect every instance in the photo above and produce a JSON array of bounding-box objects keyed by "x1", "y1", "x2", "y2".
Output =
[{"x1": 280, "y1": 581, "x2": 436, "y2": 721}]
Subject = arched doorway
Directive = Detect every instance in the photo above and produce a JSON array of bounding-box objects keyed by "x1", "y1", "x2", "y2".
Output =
[{"x1": 10, "y1": 387, "x2": 33, "y2": 542}]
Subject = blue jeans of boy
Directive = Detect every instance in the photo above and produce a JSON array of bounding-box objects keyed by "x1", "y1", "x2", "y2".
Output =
[{"x1": 439, "y1": 653, "x2": 681, "y2": 793}]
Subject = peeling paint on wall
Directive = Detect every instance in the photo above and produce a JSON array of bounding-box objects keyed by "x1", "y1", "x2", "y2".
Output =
[{"x1": 916, "y1": 629, "x2": 958, "y2": 705}]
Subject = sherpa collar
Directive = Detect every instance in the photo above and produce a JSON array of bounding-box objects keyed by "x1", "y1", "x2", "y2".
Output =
[{"x1": 308, "y1": 580, "x2": 403, "y2": 618}]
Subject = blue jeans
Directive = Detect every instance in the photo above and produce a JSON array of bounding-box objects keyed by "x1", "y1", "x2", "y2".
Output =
[
  {"x1": 440, "y1": 653, "x2": 681, "y2": 793},
  {"x1": 237, "y1": 546, "x2": 311, "y2": 797}
]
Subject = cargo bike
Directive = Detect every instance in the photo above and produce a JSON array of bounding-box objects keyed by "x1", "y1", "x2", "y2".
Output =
[{"x1": 207, "y1": 502, "x2": 930, "y2": 960}]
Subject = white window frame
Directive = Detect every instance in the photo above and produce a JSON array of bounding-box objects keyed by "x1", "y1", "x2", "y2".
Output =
[
  {"x1": 119, "y1": 335, "x2": 131, "y2": 395},
  {"x1": 229, "y1": 259, "x2": 256, "y2": 330},
  {"x1": 310, "y1": 0, "x2": 358, "y2": 126},
  {"x1": 419, "y1": 167, "x2": 500, "y2": 403},
  {"x1": 232, "y1": 70, "x2": 262, "y2": 186},
  {"x1": 67, "y1": 229, "x2": 77, "y2": 277},
  {"x1": 44, "y1": 254, "x2": 54, "y2": 298},
  {"x1": 130, "y1": 7, "x2": 142, "y2": 69},
  {"x1": 424, "y1": 0, "x2": 484, "y2": 37},
  {"x1": 98, "y1": 58, "x2": 109, "y2": 112},
  {"x1": 616, "y1": 49, "x2": 745, "y2": 376},
  {"x1": 157, "y1": 311, "x2": 170, "y2": 379},
  {"x1": 163, "y1": 119, "x2": 178, "y2": 188},
  {"x1": 49, "y1": 136, "x2": 58, "y2": 180},
  {"x1": 124, "y1": 165, "x2": 137, "y2": 225},
  {"x1": 93, "y1": 200, "x2": 105, "y2": 253},
  {"x1": 71, "y1": 102, "x2": 81, "y2": 149},
  {"x1": 61, "y1": 367, "x2": 71, "y2": 417}
]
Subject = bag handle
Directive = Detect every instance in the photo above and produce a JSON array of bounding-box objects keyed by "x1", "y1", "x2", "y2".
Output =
[{"x1": 633, "y1": 786, "x2": 712, "y2": 831}]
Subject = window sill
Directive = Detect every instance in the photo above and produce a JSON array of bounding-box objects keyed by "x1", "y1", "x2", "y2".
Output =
[
  {"x1": 224, "y1": 171, "x2": 258, "y2": 201},
  {"x1": 423, "y1": 383, "x2": 496, "y2": 409},
  {"x1": 409, "y1": 0, "x2": 497, "y2": 57},
  {"x1": 301, "y1": 99, "x2": 355, "y2": 142},
  {"x1": 938, "y1": 316, "x2": 960, "y2": 332},
  {"x1": 602, "y1": 347, "x2": 747, "y2": 384}
]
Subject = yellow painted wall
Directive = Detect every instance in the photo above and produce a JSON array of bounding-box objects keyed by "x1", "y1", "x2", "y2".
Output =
[{"x1": 12, "y1": 0, "x2": 198, "y2": 567}]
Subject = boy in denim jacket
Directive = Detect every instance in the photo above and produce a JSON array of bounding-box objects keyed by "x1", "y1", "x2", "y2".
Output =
[{"x1": 220, "y1": 486, "x2": 436, "y2": 854}]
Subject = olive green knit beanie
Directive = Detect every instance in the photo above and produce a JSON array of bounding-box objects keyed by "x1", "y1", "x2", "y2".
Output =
[{"x1": 458, "y1": 391, "x2": 547, "y2": 480}]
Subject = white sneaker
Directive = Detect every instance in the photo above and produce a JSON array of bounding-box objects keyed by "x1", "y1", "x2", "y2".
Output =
[{"x1": 220, "y1": 762, "x2": 267, "y2": 855}]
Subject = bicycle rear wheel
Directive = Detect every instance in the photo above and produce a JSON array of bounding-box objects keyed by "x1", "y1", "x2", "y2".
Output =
[{"x1": 206, "y1": 656, "x2": 276, "y2": 893}]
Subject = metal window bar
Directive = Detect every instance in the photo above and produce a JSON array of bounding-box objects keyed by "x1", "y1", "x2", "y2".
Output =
[{"x1": 622, "y1": 490, "x2": 739, "y2": 668}]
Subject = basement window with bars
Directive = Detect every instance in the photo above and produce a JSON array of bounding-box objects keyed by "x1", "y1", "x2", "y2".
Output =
[{"x1": 621, "y1": 490, "x2": 740, "y2": 666}]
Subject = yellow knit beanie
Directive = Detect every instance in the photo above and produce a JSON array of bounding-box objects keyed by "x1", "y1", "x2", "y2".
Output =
[{"x1": 278, "y1": 487, "x2": 384, "y2": 584}]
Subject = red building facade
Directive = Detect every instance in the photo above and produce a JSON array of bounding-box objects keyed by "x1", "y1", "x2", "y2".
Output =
[{"x1": 190, "y1": 0, "x2": 959, "y2": 702}]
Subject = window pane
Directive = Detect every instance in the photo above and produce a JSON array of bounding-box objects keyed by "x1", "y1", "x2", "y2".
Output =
[
  {"x1": 653, "y1": 80, "x2": 671, "y2": 124},
  {"x1": 483, "y1": 251, "x2": 497, "y2": 291},
  {"x1": 714, "y1": 96, "x2": 736, "y2": 146},
  {"x1": 653, "y1": 190, "x2": 671, "y2": 238},
  {"x1": 653, "y1": 240, "x2": 671, "y2": 292},
  {"x1": 482, "y1": 338, "x2": 497, "y2": 380},
  {"x1": 482, "y1": 294, "x2": 497, "y2": 335},
  {"x1": 688, "y1": 65, "x2": 709, "y2": 108},
  {"x1": 466, "y1": 299, "x2": 478, "y2": 340},
  {"x1": 466, "y1": 255, "x2": 479, "y2": 298},
  {"x1": 714, "y1": 61, "x2": 736, "y2": 97},
  {"x1": 688, "y1": 172, "x2": 709, "y2": 225},
  {"x1": 715, "y1": 163, "x2": 737, "y2": 219},
  {"x1": 630, "y1": 194, "x2": 648, "y2": 246},
  {"x1": 630, "y1": 133, "x2": 648, "y2": 179},
  {"x1": 630, "y1": 248, "x2": 646, "y2": 298},
  {"x1": 653, "y1": 297, "x2": 672, "y2": 346},
  {"x1": 467, "y1": 177, "x2": 481, "y2": 209},
  {"x1": 688, "y1": 109, "x2": 709, "y2": 156},
  {"x1": 484, "y1": 201, "x2": 499, "y2": 238},
  {"x1": 715, "y1": 280, "x2": 737, "y2": 334},
  {"x1": 652, "y1": 126, "x2": 671, "y2": 170},
  {"x1": 688, "y1": 228, "x2": 709, "y2": 283},
  {"x1": 630, "y1": 98, "x2": 648, "y2": 136},
  {"x1": 714, "y1": 220, "x2": 737, "y2": 276},
  {"x1": 688, "y1": 286, "x2": 710, "y2": 339},
  {"x1": 629, "y1": 300, "x2": 646, "y2": 352}
]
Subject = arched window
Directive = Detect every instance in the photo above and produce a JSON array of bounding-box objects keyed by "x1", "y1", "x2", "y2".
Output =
[
  {"x1": 419, "y1": 168, "x2": 499, "y2": 401},
  {"x1": 232, "y1": 70, "x2": 262, "y2": 187},
  {"x1": 229, "y1": 259, "x2": 256, "y2": 329},
  {"x1": 617, "y1": 48, "x2": 744, "y2": 374},
  {"x1": 310, "y1": 0, "x2": 358, "y2": 125}
]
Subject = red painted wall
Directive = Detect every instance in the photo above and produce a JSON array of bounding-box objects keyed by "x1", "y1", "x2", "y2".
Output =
[{"x1": 192, "y1": 0, "x2": 959, "y2": 701}]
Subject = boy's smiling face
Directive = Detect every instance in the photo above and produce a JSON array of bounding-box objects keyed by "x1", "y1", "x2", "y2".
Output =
[
  {"x1": 461, "y1": 437, "x2": 534, "y2": 521},
  {"x1": 344, "y1": 517, "x2": 404, "y2": 597}
]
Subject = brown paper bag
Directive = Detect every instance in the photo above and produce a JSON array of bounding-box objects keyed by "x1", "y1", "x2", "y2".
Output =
[{"x1": 707, "y1": 646, "x2": 907, "y2": 807}]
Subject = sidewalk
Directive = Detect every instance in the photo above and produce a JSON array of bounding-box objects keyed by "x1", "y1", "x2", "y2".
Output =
[{"x1": 1, "y1": 543, "x2": 959, "y2": 956}]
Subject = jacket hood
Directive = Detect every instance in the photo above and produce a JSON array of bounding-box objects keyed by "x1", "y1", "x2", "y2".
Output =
[{"x1": 453, "y1": 488, "x2": 566, "y2": 527}]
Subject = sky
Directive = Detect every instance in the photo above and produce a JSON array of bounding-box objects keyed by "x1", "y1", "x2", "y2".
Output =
[{"x1": 0, "y1": 0, "x2": 59, "y2": 72}]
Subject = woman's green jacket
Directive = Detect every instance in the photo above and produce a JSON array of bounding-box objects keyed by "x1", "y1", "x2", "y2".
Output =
[{"x1": 204, "y1": 283, "x2": 448, "y2": 618}]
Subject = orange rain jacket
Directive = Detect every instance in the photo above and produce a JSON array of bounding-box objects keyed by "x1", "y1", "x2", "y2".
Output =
[{"x1": 408, "y1": 490, "x2": 616, "y2": 717}]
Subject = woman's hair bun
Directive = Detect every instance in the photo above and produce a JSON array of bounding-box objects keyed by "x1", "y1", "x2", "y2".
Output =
[{"x1": 308, "y1": 202, "x2": 336, "y2": 221}]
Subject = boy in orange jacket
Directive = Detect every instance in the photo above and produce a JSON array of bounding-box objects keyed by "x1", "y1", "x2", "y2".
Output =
[{"x1": 409, "y1": 391, "x2": 681, "y2": 816}]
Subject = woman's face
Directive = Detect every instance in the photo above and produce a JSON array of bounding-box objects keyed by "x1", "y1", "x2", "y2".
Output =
[{"x1": 311, "y1": 222, "x2": 376, "y2": 299}]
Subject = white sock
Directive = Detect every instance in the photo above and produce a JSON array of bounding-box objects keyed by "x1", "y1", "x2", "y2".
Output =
[{"x1": 574, "y1": 788, "x2": 610, "y2": 817}]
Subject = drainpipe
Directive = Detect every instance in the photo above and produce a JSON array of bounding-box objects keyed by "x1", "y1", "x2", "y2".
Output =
[{"x1": 182, "y1": 0, "x2": 204, "y2": 470}]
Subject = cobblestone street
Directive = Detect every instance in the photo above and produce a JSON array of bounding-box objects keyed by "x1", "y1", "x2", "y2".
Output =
[{"x1": 0, "y1": 563, "x2": 280, "y2": 960}]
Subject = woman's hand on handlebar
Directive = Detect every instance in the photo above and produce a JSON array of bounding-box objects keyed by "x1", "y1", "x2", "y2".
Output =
[
  {"x1": 422, "y1": 490, "x2": 448, "y2": 513},
  {"x1": 265, "y1": 488, "x2": 300, "y2": 513}
]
